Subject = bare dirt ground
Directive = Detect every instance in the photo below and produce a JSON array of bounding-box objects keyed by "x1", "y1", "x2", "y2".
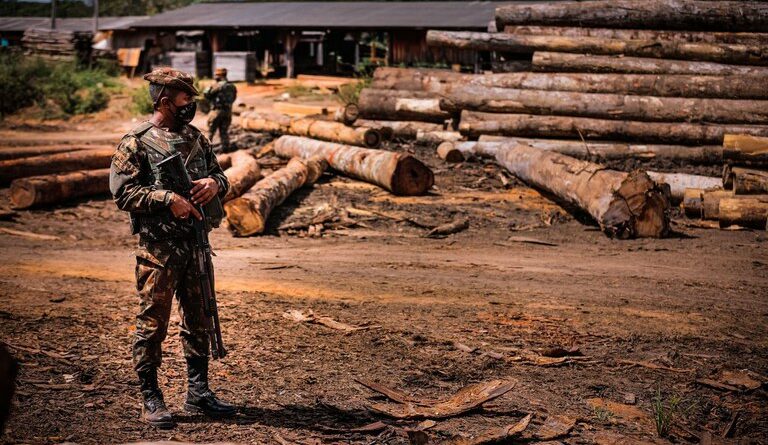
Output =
[{"x1": 0, "y1": 79, "x2": 766, "y2": 445}]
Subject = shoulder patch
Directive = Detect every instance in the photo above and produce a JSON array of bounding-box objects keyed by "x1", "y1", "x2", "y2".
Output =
[{"x1": 112, "y1": 138, "x2": 141, "y2": 176}]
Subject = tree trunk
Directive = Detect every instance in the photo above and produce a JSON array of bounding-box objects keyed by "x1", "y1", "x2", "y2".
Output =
[
  {"x1": 0, "y1": 145, "x2": 111, "y2": 161},
  {"x1": 288, "y1": 118, "x2": 382, "y2": 148},
  {"x1": 224, "y1": 156, "x2": 327, "y2": 236},
  {"x1": 415, "y1": 130, "x2": 463, "y2": 145},
  {"x1": 357, "y1": 89, "x2": 451, "y2": 123},
  {"x1": 223, "y1": 151, "x2": 261, "y2": 202},
  {"x1": 0, "y1": 149, "x2": 113, "y2": 185},
  {"x1": 459, "y1": 111, "x2": 768, "y2": 145},
  {"x1": 9, "y1": 169, "x2": 109, "y2": 209},
  {"x1": 502, "y1": 25, "x2": 768, "y2": 46},
  {"x1": 646, "y1": 171, "x2": 722, "y2": 204},
  {"x1": 702, "y1": 189, "x2": 734, "y2": 220},
  {"x1": 334, "y1": 103, "x2": 360, "y2": 125},
  {"x1": 723, "y1": 134, "x2": 768, "y2": 166},
  {"x1": 718, "y1": 196, "x2": 768, "y2": 229},
  {"x1": 723, "y1": 167, "x2": 768, "y2": 195},
  {"x1": 273, "y1": 135, "x2": 434, "y2": 196},
  {"x1": 353, "y1": 119, "x2": 444, "y2": 141},
  {"x1": 440, "y1": 85, "x2": 768, "y2": 124},
  {"x1": 371, "y1": 67, "x2": 464, "y2": 90},
  {"x1": 490, "y1": 142, "x2": 670, "y2": 238},
  {"x1": 426, "y1": 31, "x2": 768, "y2": 66},
  {"x1": 494, "y1": 1, "x2": 768, "y2": 32},
  {"x1": 532, "y1": 52, "x2": 768, "y2": 76},
  {"x1": 439, "y1": 138, "x2": 723, "y2": 164},
  {"x1": 239, "y1": 112, "x2": 293, "y2": 134}
]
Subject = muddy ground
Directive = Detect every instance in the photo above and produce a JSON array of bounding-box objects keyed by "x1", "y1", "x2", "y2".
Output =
[{"x1": 0, "y1": 79, "x2": 767, "y2": 445}]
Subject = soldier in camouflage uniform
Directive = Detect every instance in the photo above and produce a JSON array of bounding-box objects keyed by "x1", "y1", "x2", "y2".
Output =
[
  {"x1": 110, "y1": 67, "x2": 235, "y2": 429},
  {"x1": 204, "y1": 67, "x2": 237, "y2": 152}
]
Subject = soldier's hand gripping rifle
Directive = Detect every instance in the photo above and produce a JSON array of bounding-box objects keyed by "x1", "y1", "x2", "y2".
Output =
[{"x1": 155, "y1": 152, "x2": 227, "y2": 359}]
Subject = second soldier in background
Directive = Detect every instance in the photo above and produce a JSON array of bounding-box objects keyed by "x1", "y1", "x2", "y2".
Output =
[{"x1": 204, "y1": 67, "x2": 237, "y2": 152}]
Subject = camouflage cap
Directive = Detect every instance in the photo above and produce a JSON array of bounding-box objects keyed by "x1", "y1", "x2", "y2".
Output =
[{"x1": 143, "y1": 67, "x2": 199, "y2": 96}]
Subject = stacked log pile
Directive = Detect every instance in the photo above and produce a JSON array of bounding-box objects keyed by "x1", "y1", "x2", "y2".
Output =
[{"x1": 22, "y1": 28, "x2": 93, "y2": 64}]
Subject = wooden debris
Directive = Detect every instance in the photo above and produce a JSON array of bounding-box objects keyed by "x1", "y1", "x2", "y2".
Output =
[
  {"x1": 425, "y1": 218, "x2": 469, "y2": 238},
  {"x1": 504, "y1": 236, "x2": 558, "y2": 247},
  {"x1": 618, "y1": 359, "x2": 694, "y2": 373},
  {"x1": 283, "y1": 309, "x2": 379, "y2": 333},
  {"x1": 525, "y1": 414, "x2": 577, "y2": 441},
  {"x1": 443, "y1": 414, "x2": 532, "y2": 445},
  {"x1": 0, "y1": 228, "x2": 60, "y2": 241}
]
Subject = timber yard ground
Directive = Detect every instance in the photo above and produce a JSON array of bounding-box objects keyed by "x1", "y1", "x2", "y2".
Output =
[{"x1": 0, "y1": 78, "x2": 767, "y2": 445}]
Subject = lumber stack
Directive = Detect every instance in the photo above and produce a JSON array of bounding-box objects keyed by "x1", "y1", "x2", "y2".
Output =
[{"x1": 22, "y1": 28, "x2": 93, "y2": 64}]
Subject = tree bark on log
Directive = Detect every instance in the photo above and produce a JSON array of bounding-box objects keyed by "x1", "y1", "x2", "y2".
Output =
[
  {"x1": 502, "y1": 25, "x2": 768, "y2": 46},
  {"x1": 240, "y1": 112, "x2": 382, "y2": 148},
  {"x1": 439, "y1": 138, "x2": 723, "y2": 164},
  {"x1": 415, "y1": 130, "x2": 463, "y2": 145},
  {"x1": 494, "y1": 1, "x2": 768, "y2": 33},
  {"x1": 459, "y1": 111, "x2": 768, "y2": 145},
  {"x1": 0, "y1": 145, "x2": 111, "y2": 161},
  {"x1": 723, "y1": 134, "x2": 768, "y2": 166},
  {"x1": 490, "y1": 142, "x2": 670, "y2": 238},
  {"x1": 353, "y1": 119, "x2": 444, "y2": 141},
  {"x1": 334, "y1": 103, "x2": 360, "y2": 125},
  {"x1": 240, "y1": 112, "x2": 293, "y2": 134},
  {"x1": 718, "y1": 196, "x2": 768, "y2": 229},
  {"x1": 357, "y1": 89, "x2": 451, "y2": 123},
  {"x1": 645, "y1": 171, "x2": 722, "y2": 204},
  {"x1": 0, "y1": 149, "x2": 113, "y2": 185},
  {"x1": 371, "y1": 67, "x2": 464, "y2": 91},
  {"x1": 273, "y1": 135, "x2": 434, "y2": 196},
  {"x1": 723, "y1": 167, "x2": 768, "y2": 195},
  {"x1": 223, "y1": 151, "x2": 261, "y2": 202},
  {"x1": 9, "y1": 169, "x2": 109, "y2": 209},
  {"x1": 532, "y1": 52, "x2": 768, "y2": 76},
  {"x1": 439, "y1": 86, "x2": 768, "y2": 124},
  {"x1": 224, "y1": 157, "x2": 327, "y2": 236},
  {"x1": 426, "y1": 31, "x2": 768, "y2": 66},
  {"x1": 702, "y1": 189, "x2": 734, "y2": 220}
]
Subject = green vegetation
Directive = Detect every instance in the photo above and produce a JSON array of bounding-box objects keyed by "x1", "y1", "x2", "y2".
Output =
[
  {"x1": 652, "y1": 387, "x2": 694, "y2": 438},
  {"x1": 336, "y1": 73, "x2": 372, "y2": 105},
  {"x1": 131, "y1": 84, "x2": 154, "y2": 116},
  {"x1": 0, "y1": 52, "x2": 119, "y2": 119}
]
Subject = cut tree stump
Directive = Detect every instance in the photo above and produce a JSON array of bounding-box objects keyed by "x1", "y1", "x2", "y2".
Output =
[
  {"x1": 532, "y1": 52, "x2": 768, "y2": 76},
  {"x1": 718, "y1": 196, "x2": 768, "y2": 229},
  {"x1": 9, "y1": 169, "x2": 109, "y2": 209},
  {"x1": 273, "y1": 136, "x2": 434, "y2": 196},
  {"x1": 458, "y1": 111, "x2": 768, "y2": 145},
  {"x1": 224, "y1": 156, "x2": 327, "y2": 236},
  {"x1": 0, "y1": 149, "x2": 113, "y2": 185},
  {"x1": 490, "y1": 141, "x2": 670, "y2": 238},
  {"x1": 223, "y1": 151, "x2": 261, "y2": 202}
]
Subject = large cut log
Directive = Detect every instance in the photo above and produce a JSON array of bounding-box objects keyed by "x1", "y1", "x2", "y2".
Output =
[
  {"x1": 0, "y1": 149, "x2": 113, "y2": 185},
  {"x1": 439, "y1": 86, "x2": 768, "y2": 124},
  {"x1": 702, "y1": 189, "x2": 734, "y2": 220},
  {"x1": 439, "y1": 138, "x2": 723, "y2": 164},
  {"x1": 431, "y1": 72, "x2": 768, "y2": 100},
  {"x1": 723, "y1": 167, "x2": 768, "y2": 195},
  {"x1": 426, "y1": 31, "x2": 768, "y2": 66},
  {"x1": 459, "y1": 111, "x2": 768, "y2": 145},
  {"x1": 371, "y1": 67, "x2": 464, "y2": 90},
  {"x1": 494, "y1": 1, "x2": 768, "y2": 32},
  {"x1": 646, "y1": 171, "x2": 722, "y2": 204},
  {"x1": 240, "y1": 112, "x2": 293, "y2": 133},
  {"x1": 357, "y1": 89, "x2": 451, "y2": 123},
  {"x1": 490, "y1": 141, "x2": 670, "y2": 238},
  {"x1": 354, "y1": 119, "x2": 444, "y2": 140},
  {"x1": 240, "y1": 112, "x2": 381, "y2": 148},
  {"x1": 502, "y1": 25, "x2": 768, "y2": 46},
  {"x1": 9, "y1": 169, "x2": 109, "y2": 209},
  {"x1": 532, "y1": 52, "x2": 768, "y2": 76},
  {"x1": 273, "y1": 135, "x2": 434, "y2": 196},
  {"x1": 224, "y1": 157, "x2": 327, "y2": 236},
  {"x1": 0, "y1": 145, "x2": 111, "y2": 161},
  {"x1": 718, "y1": 196, "x2": 768, "y2": 229},
  {"x1": 223, "y1": 151, "x2": 261, "y2": 202},
  {"x1": 415, "y1": 130, "x2": 463, "y2": 145},
  {"x1": 723, "y1": 134, "x2": 768, "y2": 166}
]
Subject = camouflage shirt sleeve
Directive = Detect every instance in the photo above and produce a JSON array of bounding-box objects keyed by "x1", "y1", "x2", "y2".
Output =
[
  {"x1": 109, "y1": 135, "x2": 173, "y2": 213},
  {"x1": 201, "y1": 134, "x2": 230, "y2": 198}
]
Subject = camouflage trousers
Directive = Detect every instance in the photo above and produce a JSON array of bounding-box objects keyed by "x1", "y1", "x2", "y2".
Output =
[
  {"x1": 133, "y1": 239, "x2": 210, "y2": 373},
  {"x1": 208, "y1": 109, "x2": 232, "y2": 151}
]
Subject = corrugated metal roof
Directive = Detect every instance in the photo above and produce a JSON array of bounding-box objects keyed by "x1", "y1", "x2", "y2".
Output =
[
  {"x1": 0, "y1": 16, "x2": 148, "y2": 32},
  {"x1": 131, "y1": 2, "x2": 511, "y2": 29}
]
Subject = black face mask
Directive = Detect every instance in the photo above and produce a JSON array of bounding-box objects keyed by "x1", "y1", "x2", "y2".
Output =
[{"x1": 171, "y1": 101, "x2": 197, "y2": 126}]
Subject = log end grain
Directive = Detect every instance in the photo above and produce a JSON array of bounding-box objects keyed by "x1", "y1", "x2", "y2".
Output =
[
  {"x1": 603, "y1": 170, "x2": 671, "y2": 239},
  {"x1": 303, "y1": 156, "x2": 329, "y2": 184},
  {"x1": 224, "y1": 197, "x2": 266, "y2": 237},
  {"x1": 437, "y1": 142, "x2": 466, "y2": 163},
  {"x1": 342, "y1": 103, "x2": 360, "y2": 124},
  {"x1": 362, "y1": 128, "x2": 383, "y2": 148},
  {"x1": 391, "y1": 155, "x2": 435, "y2": 196},
  {"x1": 9, "y1": 180, "x2": 38, "y2": 209},
  {"x1": 682, "y1": 188, "x2": 705, "y2": 219}
]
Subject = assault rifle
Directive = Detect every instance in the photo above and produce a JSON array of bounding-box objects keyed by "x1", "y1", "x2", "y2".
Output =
[{"x1": 155, "y1": 152, "x2": 226, "y2": 359}]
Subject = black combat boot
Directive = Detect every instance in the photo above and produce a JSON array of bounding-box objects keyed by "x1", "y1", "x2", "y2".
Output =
[
  {"x1": 138, "y1": 368, "x2": 174, "y2": 429},
  {"x1": 184, "y1": 357, "x2": 236, "y2": 417}
]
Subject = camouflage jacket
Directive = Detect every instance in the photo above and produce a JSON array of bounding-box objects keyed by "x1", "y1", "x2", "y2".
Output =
[
  {"x1": 204, "y1": 80, "x2": 237, "y2": 111},
  {"x1": 110, "y1": 122, "x2": 230, "y2": 242}
]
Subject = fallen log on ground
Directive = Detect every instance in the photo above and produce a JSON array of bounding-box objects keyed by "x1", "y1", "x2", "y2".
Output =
[
  {"x1": 0, "y1": 145, "x2": 110, "y2": 161},
  {"x1": 0, "y1": 149, "x2": 113, "y2": 185},
  {"x1": 458, "y1": 111, "x2": 768, "y2": 145},
  {"x1": 273, "y1": 135, "x2": 434, "y2": 196},
  {"x1": 439, "y1": 139, "x2": 722, "y2": 164},
  {"x1": 723, "y1": 134, "x2": 768, "y2": 166},
  {"x1": 490, "y1": 141, "x2": 670, "y2": 238},
  {"x1": 718, "y1": 196, "x2": 768, "y2": 229},
  {"x1": 223, "y1": 151, "x2": 261, "y2": 202},
  {"x1": 224, "y1": 156, "x2": 327, "y2": 236},
  {"x1": 426, "y1": 31, "x2": 768, "y2": 66},
  {"x1": 354, "y1": 119, "x2": 444, "y2": 140},
  {"x1": 240, "y1": 112, "x2": 382, "y2": 148},
  {"x1": 494, "y1": 1, "x2": 768, "y2": 33},
  {"x1": 239, "y1": 112, "x2": 293, "y2": 134},
  {"x1": 439, "y1": 86, "x2": 768, "y2": 124},
  {"x1": 357, "y1": 89, "x2": 451, "y2": 123},
  {"x1": 9, "y1": 169, "x2": 109, "y2": 209},
  {"x1": 646, "y1": 172, "x2": 722, "y2": 204},
  {"x1": 723, "y1": 167, "x2": 768, "y2": 195},
  {"x1": 702, "y1": 190, "x2": 735, "y2": 220},
  {"x1": 532, "y1": 52, "x2": 768, "y2": 76},
  {"x1": 501, "y1": 25, "x2": 768, "y2": 46}
]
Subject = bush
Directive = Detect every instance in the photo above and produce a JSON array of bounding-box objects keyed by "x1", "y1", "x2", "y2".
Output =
[
  {"x1": 131, "y1": 84, "x2": 154, "y2": 116},
  {"x1": 336, "y1": 73, "x2": 371, "y2": 105}
]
